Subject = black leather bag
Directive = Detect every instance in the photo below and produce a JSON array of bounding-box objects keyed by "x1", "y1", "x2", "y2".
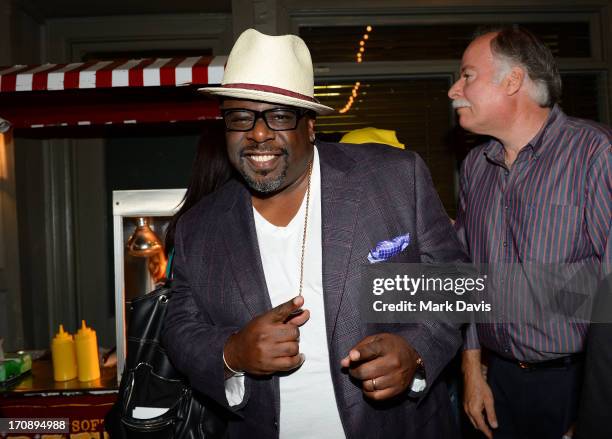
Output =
[{"x1": 105, "y1": 282, "x2": 228, "y2": 438}]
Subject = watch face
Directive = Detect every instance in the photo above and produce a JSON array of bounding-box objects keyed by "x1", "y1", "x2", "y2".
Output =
[{"x1": 416, "y1": 356, "x2": 424, "y2": 369}]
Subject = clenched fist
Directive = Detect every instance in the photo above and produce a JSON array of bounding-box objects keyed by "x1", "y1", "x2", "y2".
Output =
[
  {"x1": 223, "y1": 296, "x2": 310, "y2": 376},
  {"x1": 341, "y1": 333, "x2": 420, "y2": 400}
]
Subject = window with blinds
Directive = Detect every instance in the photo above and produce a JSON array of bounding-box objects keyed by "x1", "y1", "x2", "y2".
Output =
[
  {"x1": 301, "y1": 22, "x2": 591, "y2": 63},
  {"x1": 314, "y1": 76, "x2": 457, "y2": 215}
]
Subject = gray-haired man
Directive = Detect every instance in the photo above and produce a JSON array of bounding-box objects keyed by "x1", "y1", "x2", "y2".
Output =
[{"x1": 450, "y1": 26, "x2": 611, "y2": 439}]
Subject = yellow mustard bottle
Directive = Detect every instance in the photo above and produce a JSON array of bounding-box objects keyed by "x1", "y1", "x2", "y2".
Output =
[
  {"x1": 51, "y1": 324, "x2": 77, "y2": 381},
  {"x1": 75, "y1": 320, "x2": 100, "y2": 381}
]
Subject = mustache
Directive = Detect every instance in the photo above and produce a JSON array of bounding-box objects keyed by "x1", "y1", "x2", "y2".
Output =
[{"x1": 452, "y1": 99, "x2": 472, "y2": 109}]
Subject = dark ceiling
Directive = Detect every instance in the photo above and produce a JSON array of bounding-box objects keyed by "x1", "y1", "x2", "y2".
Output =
[{"x1": 27, "y1": 0, "x2": 232, "y2": 18}]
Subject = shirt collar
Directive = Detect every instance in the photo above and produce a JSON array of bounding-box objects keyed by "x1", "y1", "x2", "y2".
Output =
[
  {"x1": 526, "y1": 104, "x2": 564, "y2": 155},
  {"x1": 482, "y1": 104, "x2": 565, "y2": 164},
  {"x1": 482, "y1": 139, "x2": 504, "y2": 165}
]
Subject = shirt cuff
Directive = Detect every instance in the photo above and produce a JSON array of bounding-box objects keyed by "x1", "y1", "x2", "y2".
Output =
[
  {"x1": 463, "y1": 323, "x2": 481, "y2": 350},
  {"x1": 224, "y1": 374, "x2": 245, "y2": 407}
]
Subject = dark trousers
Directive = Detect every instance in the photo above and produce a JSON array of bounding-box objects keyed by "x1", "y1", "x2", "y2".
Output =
[
  {"x1": 575, "y1": 278, "x2": 612, "y2": 439},
  {"x1": 486, "y1": 353, "x2": 583, "y2": 439},
  {"x1": 575, "y1": 324, "x2": 612, "y2": 439}
]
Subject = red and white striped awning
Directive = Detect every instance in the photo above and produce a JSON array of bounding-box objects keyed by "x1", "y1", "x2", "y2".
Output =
[
  {"x1": 0, "y1": 56, "x2": 229, "y2": 132},
  {"x1": 0, "y1": 56, "x2": 227, "y2": 92}
]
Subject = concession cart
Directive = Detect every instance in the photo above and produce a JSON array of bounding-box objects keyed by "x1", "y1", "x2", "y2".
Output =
[{"x1": 0, "y1": 56, "x2": 226, "y2": 437}]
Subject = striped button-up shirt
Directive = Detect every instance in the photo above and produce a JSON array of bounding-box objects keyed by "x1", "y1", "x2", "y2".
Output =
[{"x1": 455, "y1": 105, "x2": 611, "y2": 362}]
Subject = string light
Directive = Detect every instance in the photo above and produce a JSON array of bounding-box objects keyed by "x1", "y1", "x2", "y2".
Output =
[
  {"x1": 338, "y1": 82, "x2": 362, "y2": 113},
  {"x1": 338, "y1": 25, "x2": 372, "y2": 113},
  {"x1": 354, "y1": 25, "x2": 372, "y2": 63}
]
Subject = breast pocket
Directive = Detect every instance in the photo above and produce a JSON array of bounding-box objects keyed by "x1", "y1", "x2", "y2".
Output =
[
  {"x1": 382, "y1": 245, "x2": 418, "y2": 263},
  {"x1": 512, "y1": 203, "x2": 582, "y2": 262}
]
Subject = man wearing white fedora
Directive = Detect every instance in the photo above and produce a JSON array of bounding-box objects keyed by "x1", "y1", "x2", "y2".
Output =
[{"x1": 163, "y1": 28, "x2": 465, "y2": 438}]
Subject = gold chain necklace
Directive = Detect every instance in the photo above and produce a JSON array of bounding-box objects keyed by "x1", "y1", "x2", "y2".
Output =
[{"x1": 297, "y1": 159, "x2": 313, "y2": 297}]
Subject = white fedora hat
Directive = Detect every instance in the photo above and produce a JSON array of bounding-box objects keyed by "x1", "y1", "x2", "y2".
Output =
[{"x1": 200, "y1": 28, "x2": 334, "y2": 115}]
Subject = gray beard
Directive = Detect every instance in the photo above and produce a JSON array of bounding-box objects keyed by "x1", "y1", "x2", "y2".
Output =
[{"x1": 238, "y1": 161, "x2": 288, "y2": 194}]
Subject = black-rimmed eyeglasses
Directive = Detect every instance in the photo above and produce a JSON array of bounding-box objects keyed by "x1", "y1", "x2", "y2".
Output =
[{"x1": 221, "y1": 108, "x2": 308, "y2": 132}]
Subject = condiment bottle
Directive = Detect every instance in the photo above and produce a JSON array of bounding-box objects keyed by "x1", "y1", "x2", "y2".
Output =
[
  {"x1": 75, "y1": 320, "x2": 100, "y2": 381},
  {"x1": 51, "y1": 324, "x2": 77, "y2": 381}
]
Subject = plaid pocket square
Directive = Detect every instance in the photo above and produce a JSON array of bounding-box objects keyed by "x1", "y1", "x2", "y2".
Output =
[{"x1": 367, "y1": 233, "x2": 411, "y2": 263}]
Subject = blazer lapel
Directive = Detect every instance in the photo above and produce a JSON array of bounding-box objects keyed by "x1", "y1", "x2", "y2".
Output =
[
  {"x1": 220, "y1": 180, "x2": 272, "y2": 319},
  {"x1": 318, "y1": 142, "x2": 363, "y2": 344}
]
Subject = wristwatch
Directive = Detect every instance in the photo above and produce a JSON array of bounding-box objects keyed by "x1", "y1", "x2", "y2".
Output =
[{"x1": 416, "y1": 355, "x2": 425, "y2": 376}]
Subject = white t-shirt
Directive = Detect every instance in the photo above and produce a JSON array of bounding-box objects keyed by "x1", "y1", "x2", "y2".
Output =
[{"x1": 225, "y1": 147, "x2": 346, "y2": 438}]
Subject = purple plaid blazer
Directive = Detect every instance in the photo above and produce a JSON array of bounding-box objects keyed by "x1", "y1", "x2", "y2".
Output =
[{"x1": 163, "y1": 141, "x2": 466, "y2": 438}]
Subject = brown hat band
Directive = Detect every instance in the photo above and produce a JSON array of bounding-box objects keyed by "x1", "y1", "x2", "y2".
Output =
[{"x1": 222, "y1": 83, "x2": 321, "y2": 104}]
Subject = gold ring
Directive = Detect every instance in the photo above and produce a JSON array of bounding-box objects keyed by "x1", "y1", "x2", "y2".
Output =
[{"x1": 371, "y1": 378, "x2": 377, "y2": 391}]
